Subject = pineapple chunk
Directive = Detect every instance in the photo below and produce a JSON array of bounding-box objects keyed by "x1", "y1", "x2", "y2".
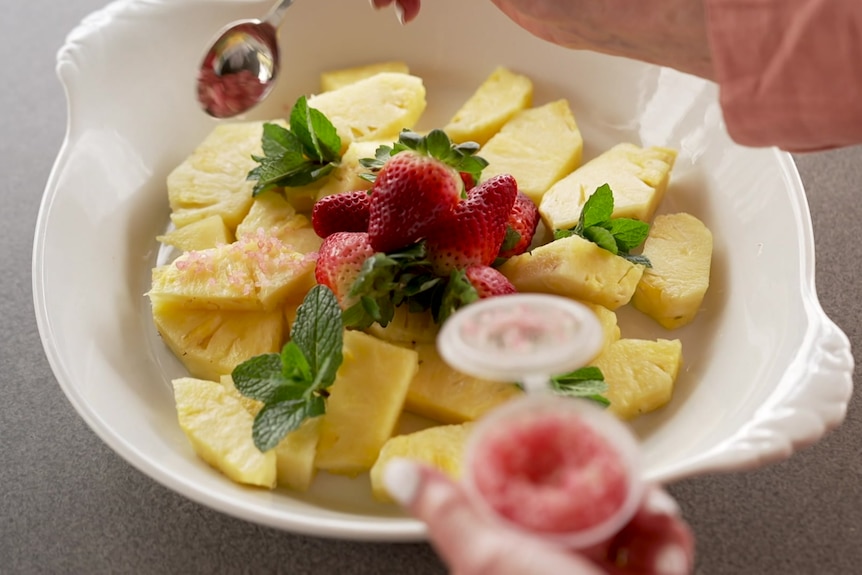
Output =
[
  {"x1": 315, "y1": 331, "x2": 418, "y2": 475},
  {"x1": 307, "y1": 73, "x2": 426, "y2": 151},
  {"x1": 443, "y1": 66, "x2": 533, "y2": 145},
  {"x1": 167, "y1": 120, "x2": 284, "y2": 230},
  {"x1": 583, "y1": 302, "x2": 621, "y2": 353},
  {"x1": 236, "y1": 192, "x2": 322, "y2": 255},
  {"x1": 172, "y1": 377, "x2": 276, "y2": 488},
  {"x1": 320, "y1": 61, "x2": 410, "y2": 92},
  {"x1": 157, "y1": 215, "x2": 233, "y2": 252},
  {"x1": 153, "y1": 304, "x2": 283, "y2": 381},
  {"x1": 480, "y1": 100, "x2": 583, "y2": 205},
  {"x1": 406, "y1": 343, "x2": 522, "y2": 424},
  {"x1": 313, "y1": 140, "x2": 378, "y2": 202},
  {"x1": 148, "y1": 233, "x2": 315, "y2": 311},
  {"x1": 592, "y1": 339, "x2": 683, "y2": 420},
  {"x1": 633, "y1": 213, "x2": 713, "y2": 329},
  {"x1": 219, "y1": 375, "x2": 321, "y2": 491},
  {"x1": 498, "y1": 235, "x2": 645, "y2": 310},
  {"x1": 366, "y1": 306, "x2": 439, "y2": 345},
  {"x1": 369, "y1": 423, "x2": 474, "y2": 502},
  {"x1": 274, "y1": 417, "x2": 322, "y2": 492},
  {"x1": 539, "y1": 143, "x2": 678, "y2": 232}
]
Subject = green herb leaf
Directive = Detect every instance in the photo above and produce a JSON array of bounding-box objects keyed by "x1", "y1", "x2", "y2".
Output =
[
  {"x1": 583, "y1": 226, "x2": 618, "y2": 254},
  {"x1": 231, "y1": 353, "x2": 287, "y2": 403},
  {"x1": 289, "y1": 96, "x2": 340, "y2": 163},
  {"x1": 580, "y1": 183, "x2": 614, "y2": 229},
  {"x1": 252, "y1": 396, "x2": 326, "y2": 451},
  {"x1": 291, "y1": 285, "x2": 343, "y2": 391},
  {"x1": 605, "y1": 218, "x2": 650, "y2": 252},
  {"x1": 549, "y1": 366, "x2": 610, "y2": 407}
]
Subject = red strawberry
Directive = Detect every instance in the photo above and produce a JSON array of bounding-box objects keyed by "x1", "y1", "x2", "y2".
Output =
[
  {"x1": 498, "y1": 191, "x2": 540, "y2": 258},
  {"x1": 465, "y1": 265, "x2": 517, "y2": 298},
  {"x1": 460, "y1": 171, "x2": 476, "y2": 191},
  {"x1": 314, "y1": 231, "x2": 375, "y2": 307},
  {"x1": 426, "y1": 174, "x2": 519, "y2": 276},
  {"x1": 311, "y1": 190, "x2": 371, "y2": 238},
  {"x1": 367, "y1": 151, "x2": 461, "y2": 253}
]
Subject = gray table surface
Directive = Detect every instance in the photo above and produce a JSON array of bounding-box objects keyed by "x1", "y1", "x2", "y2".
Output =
[{"x1": 3, "y1": 2, "x2": 860, "y2": 574}]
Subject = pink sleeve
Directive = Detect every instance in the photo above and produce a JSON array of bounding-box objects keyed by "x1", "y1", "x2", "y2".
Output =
[{"x1": 705, "y1": 0, "x2": 862, "y2": 152}]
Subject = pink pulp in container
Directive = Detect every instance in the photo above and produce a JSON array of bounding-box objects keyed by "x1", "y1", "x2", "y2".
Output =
[{"x1": 463, "y1": 395, "x2": 643, "y2": 549}]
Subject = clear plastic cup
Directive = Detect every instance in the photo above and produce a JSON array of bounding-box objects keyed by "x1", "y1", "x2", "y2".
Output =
[{"x1": 461, "y1": 394, "x2": 644, "y2": 550}]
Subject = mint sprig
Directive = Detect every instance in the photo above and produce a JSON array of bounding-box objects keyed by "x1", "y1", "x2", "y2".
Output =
[
  {"x1": 554, "y1": 184, "x2": 651, "y2": 267},
  {"x1": 358, "y1": 129, "x2": 488, "y2": 188},
  {"x1": 548, "y1": 366, "x2": 611, "y2": 407},
  {"x1": 232, "y1": 285, "x2": 343, "y2": 451},
  {"x1": 247, "y1": 96, "x2": 342, "y2": 196}
]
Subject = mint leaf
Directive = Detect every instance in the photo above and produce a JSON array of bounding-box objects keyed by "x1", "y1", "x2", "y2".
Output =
[
  {"x1": 550, "y1": 366, "x2": 610, "y2": 407},
  {"x1": 252, "y1": 396, "x2": 326, "y2": 451},
  {"x1": 605, "y1": 218, "x2": 650, "y2": 252},
  {"x1": 247, "y1": 97, "x2": 342, "y2": 196},
  {"x1": 231, "y1": 353, "x2": 286, "y2": 403},
  {"x1": 280, "y1": 342, "x2": 312, "y2": 384},
  {"x1": 580, "y1": 183, "x2": 614, "y2": 230},
  {"x1": 291, "y1": 285, "x2": 343, "y2": 391},
  {"x1": 584, "y1": 226, "x2": 618, "y2": 254}
]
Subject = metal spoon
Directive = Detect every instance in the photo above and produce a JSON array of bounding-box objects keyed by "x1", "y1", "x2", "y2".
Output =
[{"x1": 196, "y1": 0, "x2": 296, "y2": 118}]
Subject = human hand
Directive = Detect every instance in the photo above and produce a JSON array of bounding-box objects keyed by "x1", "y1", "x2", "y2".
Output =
[
  {"x1": 384, "y1": 459, "x2": 694, "y2": 575},
  {"x1": 369, "y1": 0, "x2": 713, "y2": 79}
]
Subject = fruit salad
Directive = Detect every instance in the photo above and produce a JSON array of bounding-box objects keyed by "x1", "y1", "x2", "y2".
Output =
[{"x1": 148, "y1": 62, "x2": 714, "y2": 499}]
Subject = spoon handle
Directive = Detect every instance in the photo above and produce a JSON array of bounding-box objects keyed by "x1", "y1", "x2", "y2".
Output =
[{"x1": 263, "y1": 0, "x2": 297, "y2": 28}]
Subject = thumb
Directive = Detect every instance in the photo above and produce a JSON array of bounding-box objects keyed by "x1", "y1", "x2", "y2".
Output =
[{"x1": 383, "y1": 458, "x2": 604, "y2": 575}]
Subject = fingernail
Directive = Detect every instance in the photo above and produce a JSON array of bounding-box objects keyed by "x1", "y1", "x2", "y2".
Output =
[
  {"x1": 394, "y1": 1, "x2": 406, "y2": 25},
  {"x1": 655, "y1": 544, "x2": 689, "y2": 575},
  {"x1": 646, "y1": 489, "x2": 681, "y2": 516},
  {"x1": 383, "y1": 458, "x2": 421, "y2": 505}
]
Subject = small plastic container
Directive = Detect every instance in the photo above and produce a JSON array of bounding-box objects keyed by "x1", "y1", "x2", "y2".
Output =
[{"x1": 462, "y1": 394, "x2": 644, "y2": 549}]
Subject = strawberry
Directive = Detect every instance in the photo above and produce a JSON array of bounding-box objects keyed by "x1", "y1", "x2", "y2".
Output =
[
  {"x1": 498, "y1": 191, "x2": 540, "y2": 258},
  {"x1": 464, "y1": 265, "x2": 517, "y2": 298},
  {"x1": 426, "y1": 174, "x2": 519, "y2": 276},
  {"x1": 365, "y1": 130, "x2": 489, "y2": 253},
  {"x1": 460, "y1": 171, "x2": 477, "y2": 191},
  {"x1": 311, "y1": 190, "x2": 371, "y2": 238},
  {"x1": 314, "y1": 231, "x2": 375, "y2": 307}
]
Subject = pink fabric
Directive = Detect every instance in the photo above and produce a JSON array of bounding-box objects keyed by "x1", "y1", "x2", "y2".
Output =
[{"x1": 705, "y1": 0, "x2": 862, "y2": 152}]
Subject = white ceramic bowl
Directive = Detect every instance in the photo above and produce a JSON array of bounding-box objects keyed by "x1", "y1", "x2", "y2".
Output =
[{"x1": 34, "y1": 0, "x2": 854, "y2": 541}]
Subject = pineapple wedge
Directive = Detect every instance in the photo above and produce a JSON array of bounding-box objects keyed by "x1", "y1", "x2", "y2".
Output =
[
  {"x1": 539, "y1": 143, "x2": 678, "y2": 232},
  {"x1": 148, "y1": 232, "x2": 315, "y2": 312},
  {"x1": 307, "y1": 73, "x2": 426, "y2": 151},
  {"x1": 498, "y1": 234, "x2": 645, "y2": 310},
  {"x1": 583, "y1": 302, "x2": 621, "y2": 353},
  {"x1": 633, "y1": 213, "x2": 713, "y2": 329},
  {"x1": 157, "y1": 215, "x2": 233, "y2": 252},
  {"x1": 366, "y1": 306, "x2": 439, "y2": 345},
  {"x1": 320, "y1": 61, "x2": 410, "y2": 92},
  {"x1": 315, "y1": 331, "x2": 419, "y2": 476},
  {"x1": 154, "y1": 303, "x2": 284, "y2": 381},
  {"x1": 167, "y1": 120, "x2": 283, "y2": 230},
  {"x1": 236, "y1": 192, "x2": 322, "y2": 255},
  {"x1": 313, "y1": 140, "x2": 378, "y2": 202},
  {"x1": 172, "y1": 377, "x2": 276, "y2": 488},
  {"x1": 592, "y1": 339, "x2": 683, "y2": 420},
  {"x1": 443, "y1": 66, "x2": 533, "y2": 145},
  {"x1": 220, "y1": 376, "x2": 321, "y2": 492},
  {"x1": 406, "y1": 343, "x2": 522, "y2": 424},
  {"x1": 480, "y1": 100, "x2": 583, "y2": 205},
  {"x1": 369, "y1": 423, "x2": 474, "y2": 502}
]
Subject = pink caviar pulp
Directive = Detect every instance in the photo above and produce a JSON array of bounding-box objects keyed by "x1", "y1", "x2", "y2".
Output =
[{"x1": 471, "y1": 412, "x2": 629, "y2": 535}]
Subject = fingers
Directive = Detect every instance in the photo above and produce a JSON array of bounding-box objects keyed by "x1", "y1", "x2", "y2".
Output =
[
  {"x1": 369, "y1": 0, "x2": 421, "y2": 24},
  {"x1": 384, "y1": 459, "x2": 605, "y2": 575}
]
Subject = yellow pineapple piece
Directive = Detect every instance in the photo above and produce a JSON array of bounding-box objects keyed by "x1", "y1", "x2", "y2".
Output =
[
  {"x1": 307, "y1": 73, "x2": 426, "y2": 151},
  {"x1": 273, "y1": 417, "x2": 322, "y2": 492},
  {"x1": 219, "y1": 375, "x2": 321, "y2": 492},
  {"x1": 315, "y1": 331, "x2": 418, "y2": 475},
  {"x1": 443, "y1": 66, "x2": 533, "y2": 145},
  {"x1": 592, "y1": 339, "x2": 683, "y2": 420},
  {"x1": 167, "y1": 120, "x2": 285, "y2": 230},
  {"x1": 498, "y1": 235, "x2": 645, "y2": 310},
  {"x1": 236, "y1": 192, "x2": 322, "y2": 255},
  {"x1": 157, "y1": 215, "x2": 233, "y2": 252},
  {"x1": 320, "y1": 61, "x2": 410, "y2": 92},
  {"x1": 148, "y1": 232, "x2": 315, "y2": 311},
  {"x1": 632, "y1": 213, "x2": 713, "y2": 329},
  {"x1": 539, "y1": 143, "x2": 678, "y2": 232},
  {"x1": 406, "y1": 343, "x2": 522, "y2": 424},
  {"x1": 172, "y1": 377, "x2": 276, "y2": 488},
  {"x1": 313, "y1": 140, "x2": 378, "y2": 202},
  {"x1": 153, "y1": 303, "x2": 284, "y2": 381},
  {"x1": 369, "y1": 423, "x2": 474, "y2": 502},
  {"x1": 583, "y1": 302, "x2": 621, "y2": 353},
  {"x1": 366, "y1": 306, "x2": 439, "y2": 345},
  {"x1": 480, "y1": 100, "x2": 583, "y2": 205}
]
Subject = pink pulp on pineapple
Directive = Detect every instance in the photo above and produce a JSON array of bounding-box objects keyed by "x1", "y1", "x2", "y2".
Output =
[{"x1": 470, "y1": 410, "x2": 629, "y2": 535}]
